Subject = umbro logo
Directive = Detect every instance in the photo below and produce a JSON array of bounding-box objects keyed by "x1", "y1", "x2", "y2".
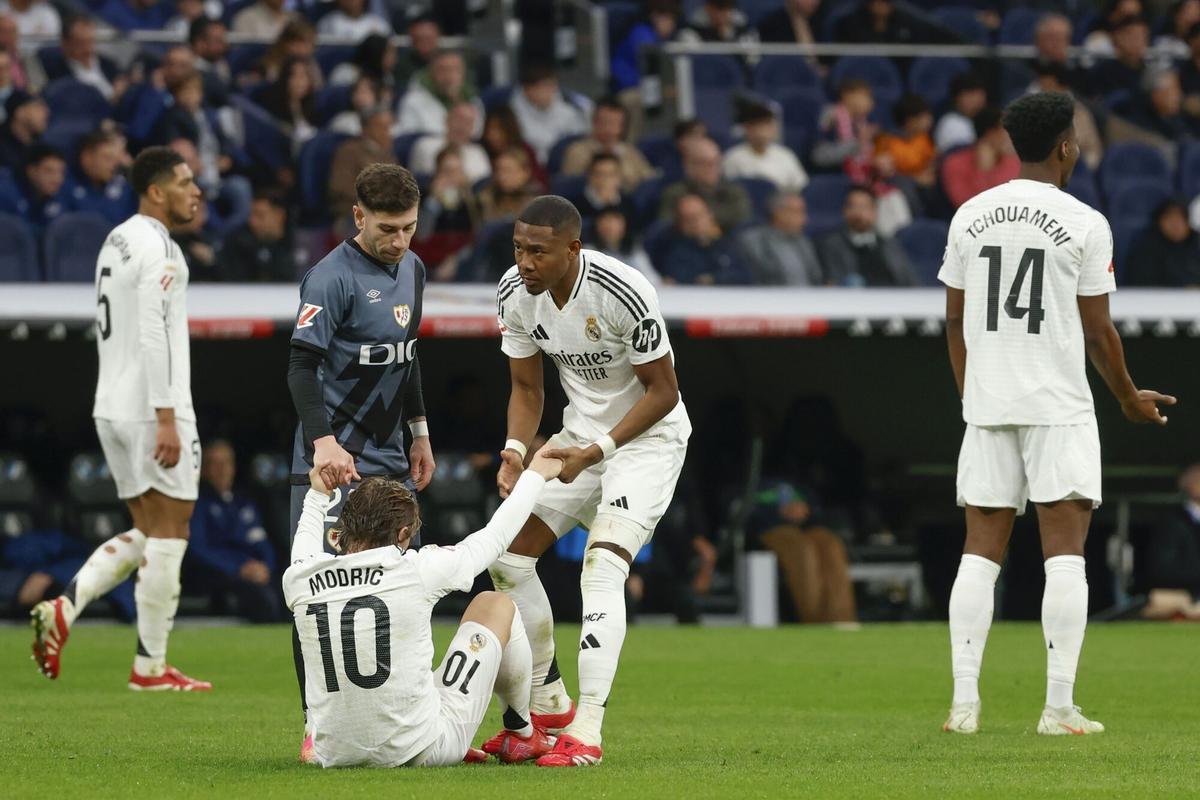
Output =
[
  {"x1": 531, "y1": 324, "x2": 550, "y2": 341},
  {"x1": 366, "y1": 289, "x2": 382, "y2": 304},
  {"x1": 580, "y1": 634, "x2": 601, "y2": 650},
  {"x1": 608, "y1": 496, "x2": 629, "y2": 510}
]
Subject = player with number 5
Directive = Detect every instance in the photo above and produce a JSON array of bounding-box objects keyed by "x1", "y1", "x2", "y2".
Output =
[
  {"x1": 939, "y1": 92, "x2": 1176, "y2": 737},
  {"x1": 487, "y1": 196, "x2": 691, "y2": 766}
]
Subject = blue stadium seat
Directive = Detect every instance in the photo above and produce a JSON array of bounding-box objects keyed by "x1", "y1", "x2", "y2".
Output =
[
  {"x1": 480, "y1": 85, "x2": 514, "y2": 111},
  {"x1": 42, "y1": 78, "x2": 111, "y2": 126},
  {"x1": 641, "y1": 219, "x2": 673, "y2": 272},
  {"x1": 828, "y1": 56, "x2": 902, "y2": 98},
  {"x1": 0, "y1": 213, "x2": 40, "y2": 281},
  {"x1": 632, "y1": 175, "x2": 668, "y2": 220},
  {"x1": 907, "y1": 57, "x2": 970, "y2": 110},
  {"x1": 41, "y1": 119, "x2": 96, "y2": 164},
  {"x1": 547, "y1": 134, "x2": 585, "y2": 175},
  {"x1": 1107, "y1": 178, "x2": 1172, "y2": 224},
  {"x1": 393, "y1": 131, "x2": 425, "y2": 167},
  {"x1": 775, "y1": 87, "x2": 826, "y2": 160},
  {"x1": 231, "y1": 95, "x2": 291, "y2": 171},
  {"x1": 550, "y1": 174, "x2": 587, "y2": 201},
  {"x1": 932, "y1": 6, "x2": 990, "y2": 44},
  {"x1": 1178, "y1": 142, "x2": 1200, "y2": 198},
  {"x1": 690, "y1": 54, "x2": 747, "y2": 134},
  {"x1": 1110, "y1": 220, "x2": 1145, "y2": 284},
  {"x1": 998, "y1": 7, "x2": 1041, "y2": 44},
  {"x1": 315, "y1": 46, "x2": 356, "y2": 79},
  {"x1": 314, "y1": 83, "x2": 353, "y2": 125},
  {"x1": 296, "y1": 131, "x2": 350, "y2": 224},
  {"x1": 1100, "y1": 143, "x2": 1172, "y2": 192},
  {"x1": 735, "y1": 177, "x2": 776, "y2": 225},
  {"x1": 1066, "y1": 172, "x2": 1100, "y2": 210},
  {"x1": 895, "y1": 219, "x2": 949, "y2": 286},
  {"x1": 44, "y1": 213, "x2": 111, "y2": 282},
  {"x1": 227, "y1": 43, "x2": 268, "y2": 77},
  {"x1": 802, "y1": 174, "x2": 852, "y2": 231},
  {"x1": 604, "y1": 1, "x2": 642, "y2": 53},
  {"x1": 637, "y1": 134, "x2": 681, "y2": 180},
  {"x1": 753, "y1": 55, "x2": 822, "y2": 94},
  {"x1": 820, "y1": 3, "x2": 856, "y2": 41}
]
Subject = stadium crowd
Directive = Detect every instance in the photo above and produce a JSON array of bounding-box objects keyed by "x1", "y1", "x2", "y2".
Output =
[{"x1": 1, "y1": 0, "x2": 1200, "y2": 286}]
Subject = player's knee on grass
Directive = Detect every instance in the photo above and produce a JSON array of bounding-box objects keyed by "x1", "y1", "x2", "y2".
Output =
[{"x1": 460, "y1": 591, "x2": 516, "y2": 646}]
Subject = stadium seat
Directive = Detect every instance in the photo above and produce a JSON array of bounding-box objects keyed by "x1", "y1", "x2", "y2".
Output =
[
  {"x1": 66, "y1": 452, "x2": 125, "y2": 544},
  {"x1": 1178, "y1": 142, "x2": 1200, "y2": 198},
  {"x1": 1100, "y1": 142, "x2": 1172, "y2": 193},
  {"x1": 231, "y1": 95, "x2": 291, "y2": 171},
  {"x1": 42, "y1": 78, "x2": 111, "y2": 126},
  {"x1": 0, "y1": 213, "x2": 40, "y2": 281},
  {"x1": 603, "y1": 0, "x2": 642, "y2": 55},
  {"x1": 43, "y1": 213, "x2": 111, "y2": 282},
  {"x1": 895, "y1": 219, "x2": 949, "y2": 286},
  {"x1": 641, "y1": 218, "x2": 673, "y2": 272},
  {"x1": 775, "y1": 87, "x2": 826, "y2": 160},
  {"x1": 393, "y1": 131, "x2": 425, "y2": 167},
  {"x1": 227, "y1": 42, "x2": 268, "y2": 77},
  {"x1": 753, "y1": 55, "x2": 822, "y2": 94},
  {"x1": 736, "y1": 177, "x2": 776, "y2": 225},
  {"x1": 828, "y1": 56, "x2": 902, "y2": 100},
  {"x1": 1107, "y1": 179, "x2": 1172, "y2": 224},
  {"x1": 907, "y1": 57, "x2": 970, "y2": 111},
  {"x1": 422, "y1": 452, "x2": 486, "y2": 544},
  {"x1": 550, "y1": 173, "x2": 587, "y2": 202},
  {"x1": 547, "y1": 134, "x2": 585, "y2": 176},
  {"x1": 314, "y1": 83, "x2": 353, "y2": 125},
  {"x1": 637, "y1": 133, "x2": 681, "y2": 180},
  {"x1": 0, "y1": 452, "x2": 36, "y2": 537},
  {"x1": 689, "y1": 54, "x2": 747, "y2": 134},
  {"x1": 41, "y1": 119, "x2": 96, "y2": 164},
  {"x1": 931, "y1": 6, "x2": 990, "y2": 44},
  {"x1": 480, "y1": 85, "x2": 513, "y2": 111},
  {"x1": 802, "y1": 174, "x2": 852, "y2": 232},
  {"x1": 1110, "y1": 220, "x2": 1145, "y2": 283},
  {"x1": 632, "y1": 175, "x2": 669, "y2": 220},
  {"x1": 296, "y1": 131, "x2": 350, "y2": 224},
  {"x1": 1066, "y1": 171, "x2": 1100, "y2": 210},
  {"x1": 315, "y1": 45, "x2": 356, "y2": 79},
  {"x1": 998, "y1": 7, "x2": 1041, "y2": 44}
]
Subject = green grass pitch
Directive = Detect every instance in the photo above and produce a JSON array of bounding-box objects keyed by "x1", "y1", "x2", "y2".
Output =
[{"x1": 3, "y1": 621, "x2": 1198, "y2": 799}]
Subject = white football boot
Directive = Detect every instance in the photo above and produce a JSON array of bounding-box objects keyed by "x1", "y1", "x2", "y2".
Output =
[
  {"x1": 943, "y1": 701, "x2": 981, "y2": 734},
  {"x1": 1037, "y1": 705, "x2": 1104, "y2": 735}
]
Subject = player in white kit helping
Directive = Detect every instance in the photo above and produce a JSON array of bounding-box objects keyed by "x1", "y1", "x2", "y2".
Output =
[
  {"x1": 484, "y1": 196, "x2": 691, "y2": 767},
  {"x1": 938, "y1": 93, "x2": 1176, "y2": 736},
  {"x1": 284, "y1": 449, "x2": 564, "y2": 767},
  {"x1": 31, "y1": 147, "x2": 212, "y2": 691}
]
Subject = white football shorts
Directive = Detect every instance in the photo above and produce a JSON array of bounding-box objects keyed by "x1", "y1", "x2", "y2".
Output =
[
  {"x1": 95, "y1": 418, "x2": 201, "y2": 502},
  {"x1": 956, "y1": 419, "x2": 1102, "y2": 514},
  {"x1": 407, "y1": 622, "x2": 504, "y2": 767},
  {"x1": 529, "y1": 425, "x2": 689, "y2": 553}
]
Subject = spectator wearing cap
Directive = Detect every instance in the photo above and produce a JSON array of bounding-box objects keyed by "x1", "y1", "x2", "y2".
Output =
[
  {"x1": 1087, "y1": 14, "x2": 1151, "y2": 100},
  {"x1": 561, "y1": 97, "x2": 656, "y2": 191},
  {"x1": 328, "y1": 105, "x2": 397, "y2": 230},
  {"x1": 722, "y1": 103, "x2": 809, "y2": 192},
  {"x1": 659, "y1": 137, "x2": 752, "y2": 231},
  {"x1": 940, "y1": 107, "x2": 1019, "y2": 210},
  {"x1": 0, "y1": 143, "x2": 69, "y2": 233},
  {"x1": 818, "y1": 186, "x2": 915, "y2": 287},
  {"x1": 934, "y1": 71, "x2": 987, "y2": 152},
  {"x1": 410, "y1": 100, "x2": 491, "y2": 184},
  {"x1": 1031, "y1": 62, "x2": 1103, "y2": 171},
  {"x1": 316, "y1": 0, "x2": 389, "y2": 41},
  {"x1": 0, "y1": 14, "x2": 48, "y2": 93},
  {"x1": 186, "y1": 440, "x2": 283, "y2": 623},
  {"x1": 43, "y1": 16, "x2": 123, "y2": 101},
  {"x1": 0, "y1": 0, "x2": 59, "y2": 38},
  {"x1": 509, "y1": 62, "x2": 591, "y2": 165},
  {"x1": 0, "y1": 89, "x2": 46, "y2": 172},
  {"x1": 739, "y1": 191, "x2": 823, "y2": 286},
  {"x1": 394, "y1": 50, "x2": 483, "y2": 137},
  {"x1": 1127, "y1": 198, "x2": 1200, "y2": 287},
  {"x1": 232, "y1": 0, "x2": 294, "y2": 39},
  {"x1": 660, "y1": 192, "x2": 751, "y2": 285},
  {"x1": 217, "y1": 188, "x2": 299, "y2": 282},
  {"x1": 66, "y1": 128, "x2": 134, "y2": 226}
]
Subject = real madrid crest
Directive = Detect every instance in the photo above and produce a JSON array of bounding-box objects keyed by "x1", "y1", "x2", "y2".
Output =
[
  {"x1": 394, "y1": 304, "x2": 411, "y2": 327},
  {"x1": 585, "y1": 315, "x2": 601, "y2": 342}
]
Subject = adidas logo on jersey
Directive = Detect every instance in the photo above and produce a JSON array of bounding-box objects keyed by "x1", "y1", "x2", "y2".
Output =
[
  {"x1": 580, "y1": 634, "x2": 601, "y2": 650},
  {"x1": 608, "y1": 496, "x2": 629, "y2": 510},
  {"x1": 531, "y1": 324, "x2": 550, "y2": 341}
]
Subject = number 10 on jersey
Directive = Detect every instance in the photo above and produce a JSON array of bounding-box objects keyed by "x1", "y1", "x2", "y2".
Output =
[{"x1": 980, "y1": 246, "x2": 1046, "y2": 335}]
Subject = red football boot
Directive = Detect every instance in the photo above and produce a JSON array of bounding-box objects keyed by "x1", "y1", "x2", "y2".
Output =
[
  {"x1": 482, "y1": 727, "x2": 555, "y2": 764},
  {"x1": 535, "y1": 733, "x2": 602, "y2": 767},
  {"x1": 299, "y1": 732, "x2": 316, "y2": 764},
  {"x1": 127, "y1": 665, "x2": 213, "y2": 691},
  {"x1": 462, "y1": 747, "x2": 489, "y2": 764},
  {"x1": 530, "y1": 700, "x2": 576, "y2": 734},
  {"x1": 30, "y1": 598, "x2": 72, "y2": 679}
]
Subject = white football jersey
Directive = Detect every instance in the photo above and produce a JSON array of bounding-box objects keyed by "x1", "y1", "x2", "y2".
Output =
[
  {"x1": 92, "y1": 214, "x2": 195, "y2": 423},
  {"x1": 939, "y1": 179, "x2": 1116, "y2": 426},
  {"x1": 497, "y1": 250, "x2": 689, "y2": 441},
  {"x1": 283, "y1": 472, "x2": 547, "y2": 768}
]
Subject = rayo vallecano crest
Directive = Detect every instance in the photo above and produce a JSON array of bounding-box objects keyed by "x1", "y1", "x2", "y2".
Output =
[{"x1": 394, "y1": 304, "x2": 411, "y2": 327}]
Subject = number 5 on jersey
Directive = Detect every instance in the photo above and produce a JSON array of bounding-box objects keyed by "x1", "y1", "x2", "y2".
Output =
[{"x1": 980, "y1": 245, "x2": 1046, "y2": 335}]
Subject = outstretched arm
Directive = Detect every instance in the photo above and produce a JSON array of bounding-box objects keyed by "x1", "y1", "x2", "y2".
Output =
[
  {"x1": 291, "y1": 467, "x2": 334, "y2": 563},
  {"x1": 1078, "y1": 294, "x2": 1175, "y2": 424},
  {"x1": 497, "y1": 354, "x2": 544, "y2": 498}
]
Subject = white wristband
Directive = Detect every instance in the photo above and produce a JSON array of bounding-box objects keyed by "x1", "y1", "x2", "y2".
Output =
[
  {"x1": 504, "y1": 438, "x2": 528, "y2": 459},
  {"x1": 409, "y1": 420, "x2": 429, "y2": 438},
  {"x1": 591, "y1": 434, "x2": 617, "y2": 460}
]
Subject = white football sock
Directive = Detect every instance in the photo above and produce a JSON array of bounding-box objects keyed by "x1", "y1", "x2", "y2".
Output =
[
  {"x1": 489, "y1": 551, "x2": 570, "y2": 715},
  {"x1": 1042, "y1": 555, "x2": 1088, "y2": 708},
  {"x1": 133, "y1": 538, "x2": 187, "y2": 676},
  {"x1": 948, "y1": 554, "x2": 1001, "y2": 705},
  {"x1": 569, "y1": 547, "x2": 630, "y2": 746},
  {"x1": 64, "y1": 528, "x2": 147, "y2": 624},
  {"x1": 493, "y1": 606, "x2": 534, "y2": 738}
]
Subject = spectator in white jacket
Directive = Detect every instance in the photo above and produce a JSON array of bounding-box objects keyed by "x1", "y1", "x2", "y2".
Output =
[
  {"x1": 509, "y1": 62, "x2": 590, "y2": 165},
  {"x1": 394, "y1": 49, "x2": 484, "y2": 137},
  {"x1": 722, "y1": 102, "x2": 808, "y2": 191},
  {"x1": 316, "y1": 0, "x2": 390, "y2": 42}
]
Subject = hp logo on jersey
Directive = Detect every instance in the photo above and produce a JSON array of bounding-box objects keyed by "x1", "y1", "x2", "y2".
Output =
[{"x1": 359, "y1": 339, "x2": 418, "y2": 365}]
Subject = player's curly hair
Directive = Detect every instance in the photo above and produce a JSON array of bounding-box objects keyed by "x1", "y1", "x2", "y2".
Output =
[
  {"x1": 1002, "y1": 92, "x2": 1076, "y2": 163},
  {"x1": 131, "y1": 146, "x2": 185, "y2": 197},
  {"x1": 334, "y1": 477, "x2": 421, "y2": 553},
  {"x1": 355, "y1": 163, "x2": 421, "y2": 214}
]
